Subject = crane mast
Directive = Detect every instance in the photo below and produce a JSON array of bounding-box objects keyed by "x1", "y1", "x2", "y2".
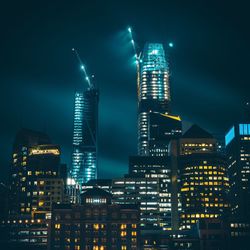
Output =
[
  {"x1": 71, "y1": 47, "x2": 96, "y2": 147},
  {"x1": 72, "y1": 48, "x2": 93, "y2": 89},
  {"x1": 127, "y1": 26, "x2": 140, "y2": 64}
]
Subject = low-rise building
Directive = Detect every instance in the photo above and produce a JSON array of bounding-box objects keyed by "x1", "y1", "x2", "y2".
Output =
[{"x1": 49, "y1": 188, "x2": 140, "y2": 250}]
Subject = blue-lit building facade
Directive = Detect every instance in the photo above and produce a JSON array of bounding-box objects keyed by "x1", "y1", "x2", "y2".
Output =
[
  {"x1": 225, "y1": 124, "x2": 250, "y2": 219},
  {"x1": 71, "y1": 88, "x2": 99, "y2": 186},
  {"x1": 225, "y1": 123, "x2": 250, "y2": 249},
  {"x1": 138, "y1": 43, "x2": 172, "y2": 156}
]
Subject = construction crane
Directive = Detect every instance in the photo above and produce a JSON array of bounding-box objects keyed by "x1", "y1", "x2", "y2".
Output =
[
  {"x1": 71, "y1": 47, "x2": 96, "y2": 147},
  {"x1": 72, "y1": 48, "x2": 94, "y2": 89},
  {"x1": 128, "y1": 26, "x2": 174, "y2": 57},
  {"x1": 127, "y1": 26, "x2": 140, "y2": 64}
]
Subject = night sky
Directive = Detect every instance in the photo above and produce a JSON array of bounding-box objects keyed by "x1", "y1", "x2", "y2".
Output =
[{"x1": 1, "y1": 0, "x2": 250, "y2": 183}]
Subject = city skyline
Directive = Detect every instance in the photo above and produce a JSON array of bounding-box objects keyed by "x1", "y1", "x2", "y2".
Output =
[
  {"x1": 1, "y1": 2, "x2": 250, "y2": 249},
  {"x1": 1, "y1": 1, "x2": 250, "y2": 183}
]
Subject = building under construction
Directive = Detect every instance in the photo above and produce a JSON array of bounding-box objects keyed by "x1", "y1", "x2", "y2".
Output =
[{"x1": 71, "y1": 49, "x2": 99, "y2": 186}]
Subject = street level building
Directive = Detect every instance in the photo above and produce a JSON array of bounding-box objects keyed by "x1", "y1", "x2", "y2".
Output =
[
  {"x1": 111, "y1": 156, "x2": 178, "y2": 230},
  {"x1": 49, "y1": 188, "x2": 140, "y2": 250}
]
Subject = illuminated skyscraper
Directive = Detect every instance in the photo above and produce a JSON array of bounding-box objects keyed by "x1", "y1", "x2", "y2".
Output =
[
  {"x1": 224, "y1": 122, "x2": 250, "y2": 249},
  {"x1": 71, "y1": 88, "x2": 99, "y2": 186},
  {"x1": 138, "y1": 43, "x2": 173, "y2": 155},
  {"x1": 225, "y1": 123, "x2": 250, "y2": 219},
  {"x1": 9, "y1": 128, "x2": 66, "y2": 218},
  {"x1": 172, "y1": 125, "x2": 230, "y2": 230}
]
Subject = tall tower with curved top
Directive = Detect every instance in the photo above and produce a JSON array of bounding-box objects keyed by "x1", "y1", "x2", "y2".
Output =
[{"x1": 138, "y1": 43, "x2": 171, "y2": 155}]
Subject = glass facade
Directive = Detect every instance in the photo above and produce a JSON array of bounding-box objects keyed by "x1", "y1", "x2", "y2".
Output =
[
  {"x1": 138, "y1": 43, "x2": 171, "y2": 155},
  {"x1": 177, "y1": 125, "x2": 230, "y2": 230},
  {"x1": 125, "y1": 156, "x2": 174, "y2": 229},
  {"x1": 180, "y1": 155, "x2": 230, "y2": 230},
  {"x1": 239, "y1": 124, "x2": 250, "y2": 135},
  {"x1": 72, "y1": 92, "x2": 84, "y2": 184},
  {"x1": 225, "y1": 126, "x2": 235, "y2": 146},
  {"x1": 226, "y1": 123, "x2": 250, "y2": 219},
  {"x1": 71, "y1": 89, "x2": 99, "y2": 186}
]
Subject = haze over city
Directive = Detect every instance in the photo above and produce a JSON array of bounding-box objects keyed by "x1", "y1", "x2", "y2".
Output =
[{"x1": 1, "y1": 1, "x2": 249, "y2": 183}]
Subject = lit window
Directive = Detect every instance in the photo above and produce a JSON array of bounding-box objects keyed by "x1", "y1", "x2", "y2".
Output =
[
  {"x1": 131, "y1": 231, "x2": 137, "y2": 236},
  {"x1": 121, "y1": 231, "x2": 127, "y2": 237}
]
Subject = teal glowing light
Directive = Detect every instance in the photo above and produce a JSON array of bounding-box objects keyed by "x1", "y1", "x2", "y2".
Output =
[
  {"x1": 168, "y1": 42, "x2": 174, "y2": 48},
  {"x1": 225, "y1": 126, "x2": 235, "y2": 146},
  {"x1": 239, "y1": 124, "x2": 250, "y2": 135},
  {"x1": 150, "y1": 49, "x2": 158, "y2": 55},
  {"x1": 128, "y1": 27, "x2": 132, "y2": 33},
  {"x1": 81, "y1": 65, "x2": 84, "y2": 70}
]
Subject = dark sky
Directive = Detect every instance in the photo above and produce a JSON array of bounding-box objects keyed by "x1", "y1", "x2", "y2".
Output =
[{"x1": 1, "y1": 0, "x2": 250, "y2": 183}]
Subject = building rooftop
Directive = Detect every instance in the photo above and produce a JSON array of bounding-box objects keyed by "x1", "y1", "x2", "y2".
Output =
[
  {"x1": 81, "y1": 187, "x2": 112, "y2": 200},
  {"x1": 182, "y1": 124, "x2": 214, "y2": 139},
  {"x1": 13, "y1": 128, "x2": 51, "y2": 150},
  {"x1": 85, "y1": 179, "x2": 112, "y2": 186}
]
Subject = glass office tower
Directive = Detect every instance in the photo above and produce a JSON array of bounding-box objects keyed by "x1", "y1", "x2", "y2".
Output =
[
  {"x1": 225, "y1": 122, "x2": 250, "y2": 250},
  {"x1": 225, "y1": 123, "x2": 250, "y2": 219},
  {"x1": 176, "y1": 125, "x2": 230, "y2": 230},
  {"x1": 138, "y1": 43, "x2": 171, "y2": 155},
  {"x1": 71, "y1": 88, "x2": 99, "y2": 186}
]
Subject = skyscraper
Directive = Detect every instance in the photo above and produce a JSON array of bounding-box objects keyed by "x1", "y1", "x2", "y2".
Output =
[
  {"x1": 225, "y1": 121, "x2": 250, "y2": 249},
  {"x1": 225, "y1": 123, "x2": 250, "y2": 219},
  {"x1": 112, "y1": 156, "x2": 173, "y2": 229},
  {"x1": 71, "y1": 88, "x2": 99, "y2": 186},
  {"x1": 148, "y1": 112, "x2": 182, "y2": 156},
  {"x1": 9, "y1": 128, "x2": 67, "y2": 218},
  {"x1": 137, "y1": 43, "x2": 175, "y2": 155},
  {"x1": 171, "y1": 125, "x2": 230, "y2": 230}
]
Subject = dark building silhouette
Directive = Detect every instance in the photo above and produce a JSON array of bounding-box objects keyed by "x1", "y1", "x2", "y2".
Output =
[
  {"x1": 225, "y1": 122, "x2": 250, "y2": 249},
  {"x1": 0, "y1": 183, "x2": 9, "y2": 221},
  {"x1": 49, "y1": 188, "x2": 140, "y2": 250},
  {"x1": 198, "y1": 219, "x2": 229, "y2": 250},
  {"x1": 148, "y1": 112, "x2": 182, "y2": 156}
]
